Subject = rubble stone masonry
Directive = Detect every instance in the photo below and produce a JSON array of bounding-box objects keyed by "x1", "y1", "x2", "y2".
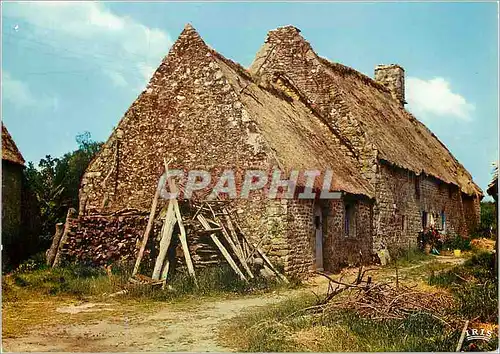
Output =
[{"x1": 251, "y1": 26, "x2": 481, "y2": 254}]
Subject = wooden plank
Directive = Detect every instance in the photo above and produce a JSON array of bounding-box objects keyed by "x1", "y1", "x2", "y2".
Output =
[
  {"x1": 132, "y1": 162, "x2": 170, "y2": 276},
  {"x1": 52, "y1": 208, "x2": 77, "y2": 268},
  {"x1": 222, "y1": 208, "x2": 245, "y2": 258},
  {"x1": 162, "y1": 156, "x2": 197, "y2": 286},
  {"x1": 174, "y1": 201, "x2": 197, "y2": 286},
  {"x1": 216, "y1": 217, "x2": 254, "y2": 279},
  {"x1": 255, "y1": 247, "x2": 289, "y2": 283},
  {"x1": 197, "y1": 214, "x2": 248, "y2": 282},
  {"x1": 151, "y1": 201, "x2": 176, "y2": 280},
  {"x1": 46, "y1": 222, "x2": 64, "y2": 266},
  {"x1": 230, "y1": 214, "x2": 287, "y2": 282},
  {"x1": 160, "y1": 258, "x2": 170, "y2": 286},
  {"x1": 455, "y1": 320, "x2": 469, "y2": 352},
  {"x1": 159, "y1": 214, "x2": 171, "y2": 282}
]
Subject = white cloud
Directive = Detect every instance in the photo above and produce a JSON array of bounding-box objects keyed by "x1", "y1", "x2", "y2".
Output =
[
  {"x1": 4, "y1": 2, "x2": 173, "y2": 89},
  {"x1": 2, "y1": 72, "x2": 56, "y2": 109},
  {"x1": 406, "y1": 77, "x2": 475, "y2": 120}
]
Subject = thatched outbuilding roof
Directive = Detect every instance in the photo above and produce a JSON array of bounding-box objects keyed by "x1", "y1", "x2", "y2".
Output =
[{"x1": 2, "y1": 123, "x2": 25, "y2": 166}]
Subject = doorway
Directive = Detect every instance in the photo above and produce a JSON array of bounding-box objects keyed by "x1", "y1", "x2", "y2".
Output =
[{"x1": 314, "y1": 204, "x2": 324, "y2": 271}]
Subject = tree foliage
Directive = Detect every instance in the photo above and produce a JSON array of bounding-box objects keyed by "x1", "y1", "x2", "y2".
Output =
[
  {"x1": 24, "y1": 132, "x2": 102, "y2": 242},
  {"x1": 479, "y1": 201, "x2": 497, "y2": 238}
]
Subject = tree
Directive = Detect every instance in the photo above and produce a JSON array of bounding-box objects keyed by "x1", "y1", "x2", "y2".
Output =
[{"x1": 24, "y1": 132, "x2": 103, "y2": 245}]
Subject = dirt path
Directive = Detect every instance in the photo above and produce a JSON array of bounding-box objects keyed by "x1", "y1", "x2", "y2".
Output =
[
  {"x1": 2, "y1": 255, "x2": 464, "y2": 352},
  {"x1": 2, "y1": 291, "x2": 300, "y2": 352}
]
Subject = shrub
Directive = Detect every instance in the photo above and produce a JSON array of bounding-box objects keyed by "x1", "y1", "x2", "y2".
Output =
[{"x1": 442, "y1": 234, "x2": 471, "y2": 251}]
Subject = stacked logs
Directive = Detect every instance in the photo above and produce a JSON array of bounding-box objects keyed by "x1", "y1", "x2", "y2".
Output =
[{"x1": 55, "y1": 211, "x2": 155, "y2": 266}]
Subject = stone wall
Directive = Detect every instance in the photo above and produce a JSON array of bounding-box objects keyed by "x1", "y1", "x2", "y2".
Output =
[
  {"x1": 2, "y1": 161, "x2": 23, "y2": 265},
  {"x1": 323, "y1": 198, "x2": 373, "y2": 271},
  {"x1": 374, "y1": 64, "x2": 405, "y2": 106},
  {"x1": 2, "y1": 161, "x2": 22, "y2": 246},
  {"x1": 283, "y1": 199, "x2": 315, "y2": 275},
  {"x1": 462, "y1": 194, "x2": 481, "y2": 235},
  {"x1": 373, "y1": 162, "x2": 472, "y2": 252},
  {"x1": 251, "y1": 26, "x2": 481, "y2": 253}
]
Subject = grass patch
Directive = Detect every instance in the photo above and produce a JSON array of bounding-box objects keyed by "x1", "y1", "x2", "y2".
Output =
[
  {"x1": 124, "y1": 265, "x2": 298, "y2": 301},
  {"x1": 3, "y1": 254, "x2": 298, "y2": 303},
  {"x1": 3, "y1": 257, "x2": 298, "y2": 341},
  {"x1": 429, "y1": 251, "x2": 498, "y2": 323},
  {"x1": 442, "y1": 234, "x2": 472, "y2": 251},
  {"x1": 220, "y1": 292, "x2": 463, "y2": 352},
  {"x1": 389, "y1": 246, "x2": 433, "y2": 267},
  {"x1": 221, "y1": 251, "x2": 498, "y2": 352}
]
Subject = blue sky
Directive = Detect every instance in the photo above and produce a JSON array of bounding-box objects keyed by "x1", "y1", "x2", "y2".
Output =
[{"x1": 1, "y1": 1, "x2": 498, "y2": 197}]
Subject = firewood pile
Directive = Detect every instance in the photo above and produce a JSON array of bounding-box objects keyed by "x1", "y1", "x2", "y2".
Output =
[
  {"x1": 130, "y1": 158, "x2": 288, "y2": 287},
  {"x1": 305, "y1": 267, "x2": 455, "y2": 322},
  {"x1": 48, "y1": 158, "x2": 287, "y2": 288}
]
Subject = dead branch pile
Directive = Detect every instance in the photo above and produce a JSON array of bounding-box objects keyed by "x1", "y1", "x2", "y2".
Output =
[{"x1": 308, "y1": 268, "x2": 455, "y2": 323}]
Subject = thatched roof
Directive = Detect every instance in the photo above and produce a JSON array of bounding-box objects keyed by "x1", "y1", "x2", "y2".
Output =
[
  {"x1": 487, "y1": 163, "x2": 498, "y2": 199},
  {"x1": 250, "y1": 26, "x2": 482, "y2": 197},
  {"x1": 211, "y1": 50, "x2": 374, "y2": 197},
  {"x1": 2, "y1": 123, "x2": 25, "y2": 166},
  {"x1": 318, "y1": 58, "x2": 482, "y2": 197}
]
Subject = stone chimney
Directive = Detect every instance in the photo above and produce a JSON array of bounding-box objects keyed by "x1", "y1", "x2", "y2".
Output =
[{"x1": 374, "y1": 64, "x2": 406, "y2": 106}]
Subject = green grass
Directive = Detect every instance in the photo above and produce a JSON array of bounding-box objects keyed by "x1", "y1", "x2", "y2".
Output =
[
  {"x1": 442, "y1": 234, "x2": 472, "y2": 251},
  {"x1": 389, "y1": 246, "x2": 433, "y2": 267},
  {"x1": 3, "y1": 254, "x2": 297, "y2": 303},
  {"x1": 429, "y1": 251, "x2": 498, "y2": 323},
  {"x1": 220, "y1": 251, "x2": 499, "y2": 352},
  {"x1": 220, "y1": 292, "x2": 464, "y2": 352}
]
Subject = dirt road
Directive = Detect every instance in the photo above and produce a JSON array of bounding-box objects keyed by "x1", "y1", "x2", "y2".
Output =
[
  {"x1": 2, "y1": 291, "x2": 298, "y2": 352},
  {"x1": 2, "y1": 255, "x2": 464, "y2": 352}
]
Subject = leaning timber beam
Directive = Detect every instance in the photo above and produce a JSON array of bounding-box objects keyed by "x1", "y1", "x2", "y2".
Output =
[{"x1": 197, "y1": 214, "x2": 248, "y2": 282}]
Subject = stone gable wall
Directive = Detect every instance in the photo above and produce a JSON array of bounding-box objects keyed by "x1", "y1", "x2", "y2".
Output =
[
  {"x1": 80, "y1": 50, "x2": 271, "y2": 215},
  {"x1": 250, "y1": 27, "x2": 378, "y2": 185},
  {"x1": 69, "y1": 27, "x2": 332, "y2": 278}
]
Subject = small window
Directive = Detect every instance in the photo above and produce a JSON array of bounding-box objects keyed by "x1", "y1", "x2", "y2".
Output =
[
  {"x1": 344, "y1": 202, "x2": 356, "y2": 237},
  {"x1": 401, "y1": 215, "x2": 407, "y2": 232},
  {"x1": 415, "y1": 176, "x2": 421, "y2": 199},
  {"x1": 441, "y1": 211, "x2": 446, "y2": 231}
]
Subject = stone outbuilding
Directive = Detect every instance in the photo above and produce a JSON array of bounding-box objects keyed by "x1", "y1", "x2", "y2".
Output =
[
  {"x1": 2, "y1": 124, "x2": 26, "y2": 265},
  {"x1": 62, "y1": 24, "x2": 482, "y2": 277}
]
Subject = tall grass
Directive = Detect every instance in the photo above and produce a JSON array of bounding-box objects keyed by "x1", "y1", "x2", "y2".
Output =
[
  {"x1": 389, "y1": 246, "x2": 432, "y2": 267},
  {"x1": 429, "y1": 251, "x2": 498, "y2": 323},
  {"x1": 3, "y1": 255, "x2": 296, "y2": 302},
  {"x1": 220, "y1": 293, "x2": 462, "y2": 352}
]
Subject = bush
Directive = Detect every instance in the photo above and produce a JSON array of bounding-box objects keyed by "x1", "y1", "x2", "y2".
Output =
[
  {"x1": 390, "y1": 246, "x2": 431, "y2": 266},
  {"x1": 442, "y1": 234, "x2": 471, "y2": 251}
]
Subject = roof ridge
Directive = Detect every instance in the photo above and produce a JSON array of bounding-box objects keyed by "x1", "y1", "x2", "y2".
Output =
[{"x1": 317, "y1": 58, "x2": 391, "y2": 95}]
